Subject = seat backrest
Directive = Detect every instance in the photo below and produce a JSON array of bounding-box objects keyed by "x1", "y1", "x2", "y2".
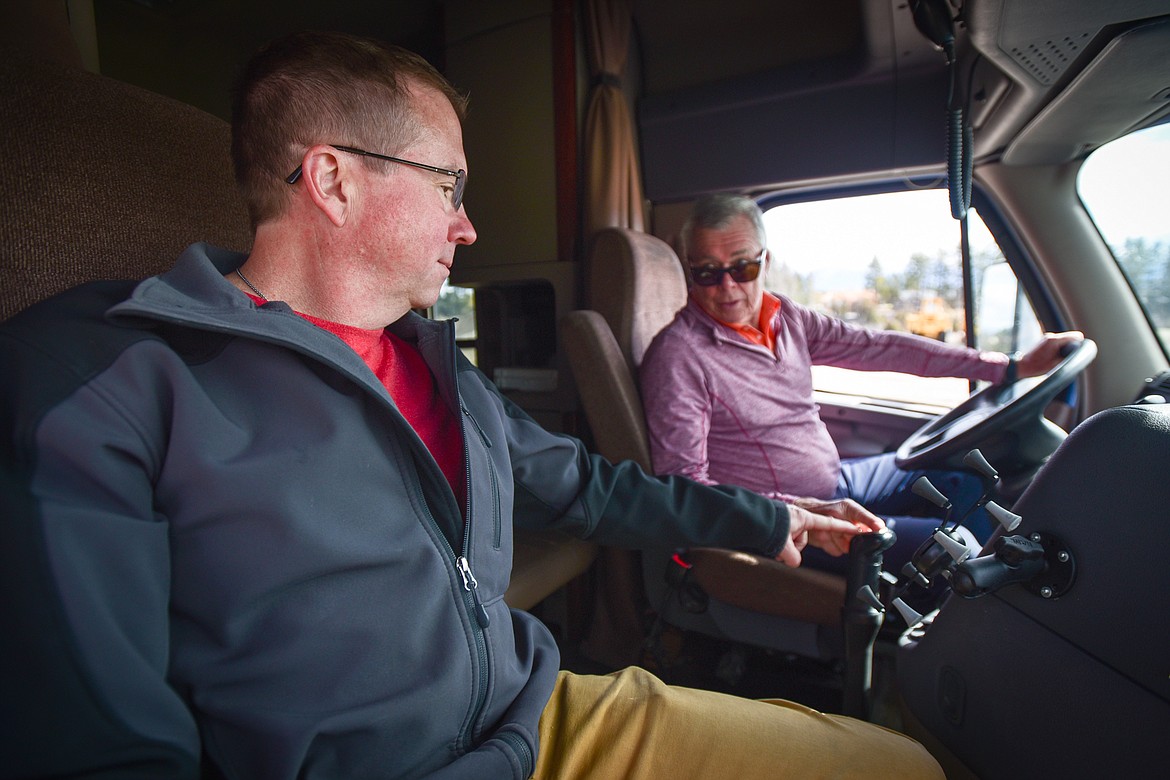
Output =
[
  {"x1": 561, "y1": 310, "x2": 653, "y2": 468},
  {"x1": 562, "y1": 227, "x2": 688, "y2": 468},
  {"x1": 586, "y1": 227, "x2": 688, "y2": 375},
  {"x1": 0, "y1": 52, "x2": 252, "y2": 321}
]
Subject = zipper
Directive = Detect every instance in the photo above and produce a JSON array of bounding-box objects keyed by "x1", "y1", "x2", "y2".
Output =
[
  {"x1": 446, "y1": 319, "x2": 491, "y2": 755},
  {"x1": 457, "y1": 555, "x2": 490, "y2": 628},
  {"x1": 409, "y1": 483, "x2": 488, "y2": 756},
  {"x1": 462, "y1": 403, "x2": 493, "y2": 449},
  {"x1": 714, "y1": 327, "x2": 775, "y2": 359},
  {"x1": 463, "y1": 404, "x2": 502, "y2": 549},
  {"x1": 496, "y1": 730, "x2": 535, "y2": 778}
]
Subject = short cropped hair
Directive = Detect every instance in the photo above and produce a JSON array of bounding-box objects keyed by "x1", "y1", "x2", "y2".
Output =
[
  {"x1": 680, "y1": 193, "x2": 768, "y2": 261},
  {"x1": 231, "y1": 30, "x2": 468, "y2": 228}
]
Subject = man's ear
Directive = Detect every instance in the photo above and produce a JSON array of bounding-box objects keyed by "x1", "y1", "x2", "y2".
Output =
[{"x1": 298, "y1": 145, "x2": 350, "y2": 227}]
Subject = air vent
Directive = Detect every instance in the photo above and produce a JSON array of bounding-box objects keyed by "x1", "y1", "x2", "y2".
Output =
[{"x1": 1007, "y1": 31, "x2": 1092, "y2": 85}]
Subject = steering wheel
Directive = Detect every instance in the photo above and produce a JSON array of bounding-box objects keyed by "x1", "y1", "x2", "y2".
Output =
[{"x1": 895, "y1": 339, "x2": 1097, "y2": 472}]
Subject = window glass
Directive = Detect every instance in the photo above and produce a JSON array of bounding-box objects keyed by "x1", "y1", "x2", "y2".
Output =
[
  {"x1": 762, "y1": 188, "x2": 1040, "y2": 408},
  {"x1": 1078, "y1": 123, "x2": 1170, "y2": 354},
  {"x1": 432, "y1": 280, "x2": 478, "y2": 364}
]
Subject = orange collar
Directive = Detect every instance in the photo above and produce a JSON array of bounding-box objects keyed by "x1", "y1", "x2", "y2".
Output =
[{"x1": 708, "y1": 292, "x2": 781, "y2": 352}]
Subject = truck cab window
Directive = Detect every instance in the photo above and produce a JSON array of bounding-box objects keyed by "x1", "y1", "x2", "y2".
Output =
[
  {"x1": 1078, "y1": 123, "x2": 1170, "y2": 356},
  {"x1": 433, "y1": 280, "x2": 478, "y2": 364}
]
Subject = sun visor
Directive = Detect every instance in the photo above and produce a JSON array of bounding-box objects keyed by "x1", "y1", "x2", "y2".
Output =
[
  {"x1": 638, "y1": 55, "x2": 948, "y2": 202},
  {"x1": 1004, "y1": 17, "x2": 1170, "y2": 164}
]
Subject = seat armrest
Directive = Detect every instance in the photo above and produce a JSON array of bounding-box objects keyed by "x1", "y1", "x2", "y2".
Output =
[{"x1": 504, "y1": 528, "x2": 597, "y2": 611}]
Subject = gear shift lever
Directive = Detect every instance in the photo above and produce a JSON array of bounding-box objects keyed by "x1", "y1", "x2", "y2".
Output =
[{"x1": 842, "y1": 528, "x2": 896, "y2": 719}]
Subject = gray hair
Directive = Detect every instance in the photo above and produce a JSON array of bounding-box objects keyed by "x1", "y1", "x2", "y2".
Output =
[{"x1": 679, "y1": 193, "x2": 768, "y2": 261}]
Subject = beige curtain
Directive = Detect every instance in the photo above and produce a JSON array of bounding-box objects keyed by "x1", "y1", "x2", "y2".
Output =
[
  {"x1": 578, "y1": 1, "x2": 650, "y2": 669},
  {"x1": 583, "y1": 0, "x2": 646, "y2": 236}
]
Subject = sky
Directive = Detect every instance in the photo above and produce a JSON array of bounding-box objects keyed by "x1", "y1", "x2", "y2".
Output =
[
  {"x1": 762, "y1": 188, "x2": 1000, "y2": 290},
  {"x1": 1077, "y1": 123, "x2": 1170, "y2": 247}
]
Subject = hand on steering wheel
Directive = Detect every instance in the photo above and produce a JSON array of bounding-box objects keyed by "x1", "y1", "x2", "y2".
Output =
[{"x1": 895, "y1": 337, "x2": 1097, "y2": 472}]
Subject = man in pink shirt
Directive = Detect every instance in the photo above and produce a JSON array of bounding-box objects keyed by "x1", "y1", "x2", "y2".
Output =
[{"x1": 641, "y1": 193, "x2": 1080, "y2": 571}]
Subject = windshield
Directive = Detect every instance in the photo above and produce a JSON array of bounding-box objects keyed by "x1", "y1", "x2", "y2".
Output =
[
  {"x1": 1078, "y1": 123, "x2": 1170, "y2": 354},
  {"x1": 762, "y1": 187, "x2": 1039, "y2": 409}
]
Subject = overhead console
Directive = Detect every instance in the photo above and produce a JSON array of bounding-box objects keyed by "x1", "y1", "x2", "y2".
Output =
[{"x1": 963, "y1": 0, "x2": 1170, "y2": 162}]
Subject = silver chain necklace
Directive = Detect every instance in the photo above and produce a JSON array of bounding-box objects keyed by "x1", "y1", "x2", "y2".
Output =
[{"x1": 235, "y1": 268, "x2": 268, "y2": 301}]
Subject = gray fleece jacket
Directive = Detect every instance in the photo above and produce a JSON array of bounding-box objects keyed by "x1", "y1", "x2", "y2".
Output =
[{"x1": 0, "y1": 243, "x2": 789, "y2": 779}]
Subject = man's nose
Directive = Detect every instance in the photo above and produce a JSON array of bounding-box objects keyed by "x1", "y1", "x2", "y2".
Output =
[{"x1": 451, "y1": 207, "x2": 477, "y2": 245}]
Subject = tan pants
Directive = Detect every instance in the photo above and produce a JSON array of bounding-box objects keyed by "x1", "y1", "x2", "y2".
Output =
[{"x1": 535, "y1": 667, "x2": 943, "y2": 779}]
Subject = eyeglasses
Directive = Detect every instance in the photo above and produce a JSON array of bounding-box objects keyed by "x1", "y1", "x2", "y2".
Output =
[
  {"x1": 285, "y1": 144, "x2": 466, "y2": 210},
  {"x1": 688, "y1": 250, "x2": 765, "y2": 287}
]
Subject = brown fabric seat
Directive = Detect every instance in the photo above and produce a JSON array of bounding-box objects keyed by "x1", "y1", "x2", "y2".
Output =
[
  {"x1": 0, "y1": 52, "x2": 253, "y2": 320},
  {"x1": 563, "y1": 227, "x2": 848, "y2": 662}
]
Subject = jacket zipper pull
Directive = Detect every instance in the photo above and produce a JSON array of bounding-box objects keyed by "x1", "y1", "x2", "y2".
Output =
[
  {"x1": 461, "y1": 405, "x2": 492, "y2": 448},
  {"x1": 457, "y1": 555, "x2": 491, "y2": 628}
]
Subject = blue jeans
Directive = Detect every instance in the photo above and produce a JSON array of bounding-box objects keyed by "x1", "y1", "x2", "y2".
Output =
[{"x1": 801, "y1": 452, "x2": 991, "y2": 576}]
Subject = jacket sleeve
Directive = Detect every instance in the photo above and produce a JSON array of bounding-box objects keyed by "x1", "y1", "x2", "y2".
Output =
[
  {"x1": 794, "y1": 299, "x2": 1008, "y2": 381},
  {"x1": 0, "y1": 299, "x2": 202, "y2": 778},
  {"x1": 470, "y1": 364, "x2": 789, "y2": 559}
]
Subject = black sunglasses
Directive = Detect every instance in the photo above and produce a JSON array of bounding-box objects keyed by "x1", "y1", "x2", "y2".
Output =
[
  {"x1": 689, "y1": 250, "x2": 766, "y2": 287},
  {"x1": 285, "y1": 144, "x2": 466, "y2": 210}
]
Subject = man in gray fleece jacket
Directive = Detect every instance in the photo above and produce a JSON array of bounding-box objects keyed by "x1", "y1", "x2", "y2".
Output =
[{"x1": 0, "y1": 31, "x2": 943, "y2": 780}]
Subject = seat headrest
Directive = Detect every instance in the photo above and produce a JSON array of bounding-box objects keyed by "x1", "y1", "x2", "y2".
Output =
[
  {"x1": 0, "y1": 53, "x2": 252, "y2": 321},
  {"x1": 586, "y1": 227, "x2": 687, "y2": 372}
]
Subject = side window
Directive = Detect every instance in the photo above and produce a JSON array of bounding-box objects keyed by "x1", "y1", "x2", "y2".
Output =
[
  {"x1": 1078, "y1": 123, "x2": 1170, "y2": 356},
  {"x1": 432, "y1": 281, "x2": 478, "y2": 364},
  {"x1": 762, "y1": 188, "x2": 1041, "y2": 408}
]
